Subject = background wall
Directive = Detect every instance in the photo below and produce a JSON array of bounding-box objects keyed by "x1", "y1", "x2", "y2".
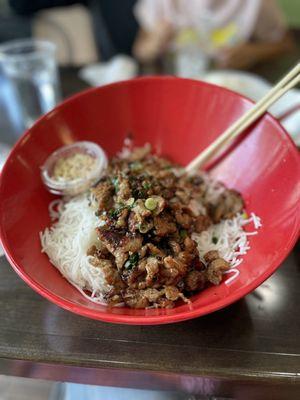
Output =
[{"x1": 277, "y1": 0, "x2": 300, "y2": 27}]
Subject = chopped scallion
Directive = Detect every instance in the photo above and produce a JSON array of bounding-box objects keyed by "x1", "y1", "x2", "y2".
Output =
[{"x1": 145, "y1": 197, "x2": 157, "y2": 211}]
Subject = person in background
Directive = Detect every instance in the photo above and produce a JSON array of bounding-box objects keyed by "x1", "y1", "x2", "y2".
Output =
[
  {"x1": 8, "y1": 0, "x2": 138, "y2": 60},
  {"x1": 133, "y1": 0, "x2": 294, "y2": 70}
]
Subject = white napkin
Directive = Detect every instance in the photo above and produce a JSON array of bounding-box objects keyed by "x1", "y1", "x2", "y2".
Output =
[{"x1": 79, "y1": 55, "x2": 138, "y2": 87}]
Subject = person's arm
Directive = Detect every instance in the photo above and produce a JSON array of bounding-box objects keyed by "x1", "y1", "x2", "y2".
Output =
[
  {"x1": 216, "y1": 32, "x2": 295, "y2": 69},
  {"x1": 133, "y1": 22, "x2": 173, "y2": 63},
  {"x1": 216, "y1": 0, "x2": 295, "y2": 69}
]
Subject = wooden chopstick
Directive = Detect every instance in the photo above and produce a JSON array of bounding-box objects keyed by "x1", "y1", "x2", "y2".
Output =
[{"x1": 185, "y1": 63, "x2": 300, "y2": 173}]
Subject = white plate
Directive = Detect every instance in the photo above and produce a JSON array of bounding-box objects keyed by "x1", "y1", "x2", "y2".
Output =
[{"x1": 203, "y1": 70, "x2": 300, "y2": 146}]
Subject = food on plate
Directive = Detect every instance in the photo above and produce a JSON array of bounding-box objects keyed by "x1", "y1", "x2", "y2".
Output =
[{"x1": 40, "y1": 144, "x2": 261, "y2": 308}]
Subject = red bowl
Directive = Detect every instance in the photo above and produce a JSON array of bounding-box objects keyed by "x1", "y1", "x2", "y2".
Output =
[{"x1": 0, "y1": 77, "x2": 299, "y2": 325}]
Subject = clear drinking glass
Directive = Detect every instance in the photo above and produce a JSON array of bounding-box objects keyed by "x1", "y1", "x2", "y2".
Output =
[{"x1": 0, "y1": 39, "x2": 61, "y2": 129}]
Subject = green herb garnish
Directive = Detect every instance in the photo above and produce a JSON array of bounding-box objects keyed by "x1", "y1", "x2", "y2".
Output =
[
  {"x1": 112, "y1": 177, "x2": 119, "y2": 193},
  {"x1": 142, "y1": 181, "x2": 151, "y2": 190},
  {"x1": 212, "y1": 236, "x2": 218, "y2": 244},
  {"x1": 124, "y1": 253, "x2": 139, "y2": 270},
  {"x1": 108, "y1": 203, "x2": 128, "y2": 218},
  {"x1": 108, "y1": 208, "x2": 120, "y2": 218},
  {"x1": 180, "y1": 229, "x2": 187, "y2": 239}
]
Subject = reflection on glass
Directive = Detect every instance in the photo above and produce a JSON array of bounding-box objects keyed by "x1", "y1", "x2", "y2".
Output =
[{"x1": 0, "y1": 39, "x2": 61, "y2": 130}]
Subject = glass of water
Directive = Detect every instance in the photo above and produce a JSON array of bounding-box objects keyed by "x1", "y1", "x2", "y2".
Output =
[{"x1": 0, "y1": 39, "x2": 61, "y2": 129}]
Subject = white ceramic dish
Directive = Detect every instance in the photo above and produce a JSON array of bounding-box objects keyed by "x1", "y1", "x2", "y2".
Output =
[{"x1": 203, "y1": 70, "x2": 300, "y2": 146}]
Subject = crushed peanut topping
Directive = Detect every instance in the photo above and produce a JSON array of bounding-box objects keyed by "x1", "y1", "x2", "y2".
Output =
[{"x1": 52, "y1": 153, "x2": 96, "y2": 181}]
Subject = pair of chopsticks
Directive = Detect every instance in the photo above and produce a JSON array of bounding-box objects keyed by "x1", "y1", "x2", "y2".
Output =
[{"x1": 185, "y1": 62, "x2": 300, "y2": 173}]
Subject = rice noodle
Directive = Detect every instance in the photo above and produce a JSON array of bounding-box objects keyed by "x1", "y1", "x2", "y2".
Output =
[
  {"x1": 192, "y1": 212, "x2": 261, "y2": 285},
  {"x1": 40, "y1": 175, "x2": 261, "y2": 303},
  {"x1": 201, "y1": 173, "x2": 226, "y2": 204},
  {"x1": 48, "y1": 199, "x2": 64, "y2": 221},
  {"x1": 40, "y1": 195, "x2": 111, "y2": 303},
  {"x1": 117, "y1": 137, "x2": 134, "y2": 159}
]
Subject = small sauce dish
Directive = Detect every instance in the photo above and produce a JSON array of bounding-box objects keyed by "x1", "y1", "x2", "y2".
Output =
[{"x1": 41, "y1": 141, "x2": 107, "y2": 196}]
